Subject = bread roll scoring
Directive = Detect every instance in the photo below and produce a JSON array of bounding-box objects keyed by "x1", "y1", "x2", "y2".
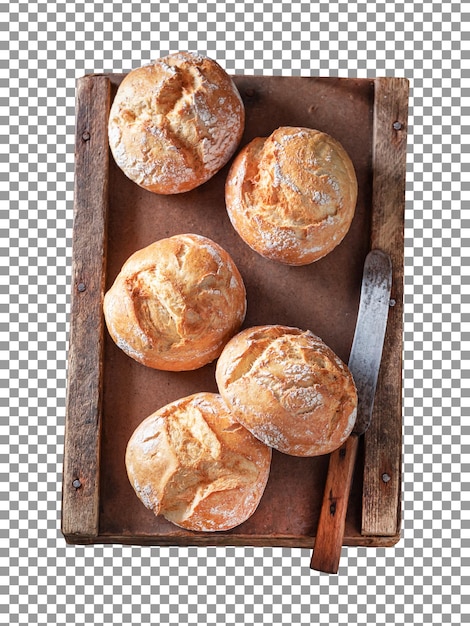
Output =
[
  {"x1": 125, "y1": 392, "x2": 272, "y2": 532},
  {"x1": 225, "y1": 126, "x2": 357, "y2": 265},
  {"x1": 215, "y1": 325, "x2": 357, "y2": 457},
  {"x1": 103, "y1": 234, "x2": 246, "y2": 371},
  {"x1": 108, "y1": 51, "x2": 245, "y2": 194}
]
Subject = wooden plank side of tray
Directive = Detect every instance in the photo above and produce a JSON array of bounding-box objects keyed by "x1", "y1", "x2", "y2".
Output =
[
  {"x1": 61, "y1": 75, "x2": 111, "y2": 541},
  {"x1": 362, "y1": 77, "x2": 409, "y2": 538}
]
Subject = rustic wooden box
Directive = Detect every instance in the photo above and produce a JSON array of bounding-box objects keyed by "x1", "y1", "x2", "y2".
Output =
[{"x1": 61, "y1": 73, "x2": 408, "y2": 549}]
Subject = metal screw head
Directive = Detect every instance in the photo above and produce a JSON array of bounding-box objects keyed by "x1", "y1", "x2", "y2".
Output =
[
  {"x1": 77, "y1": 282, "x2": 86, "y2": 292},
  {"x1": 393, "y1": 121, "x2": 402, "y2": 130},
  {"x1": 72, "y1": 479, "x2": 82, "y2": 489},
  {"x1": 82, "y1": 131, "x2": 91, "y2": 141},
  {"x1": 382, "y1": 473, "x2": 391, "y2": 483}
]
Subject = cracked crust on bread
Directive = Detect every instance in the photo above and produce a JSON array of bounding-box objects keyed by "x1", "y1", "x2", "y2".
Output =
[
  {"x1": 225, "y1": 127, "x2": 357, "y2": 265},
  {"x1": 108, "y1": 52, "x2": 245, "y2": 194},
  {"x1": 125, "y1": 392, "x2": 272, "y2": 532},
  {"x1": 103, "y1": 234, "x2": 246, "y2": 371},
  {"x1": 215, "y1": 325, "x2": 357, "y2": 457}
]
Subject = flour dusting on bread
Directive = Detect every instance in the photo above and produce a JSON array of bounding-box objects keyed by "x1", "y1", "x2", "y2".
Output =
[
  {"x1": 216, "y1": 325, "x2": 358, "y2": 457},
  {"x1": 225, "y1": 126, "x2": 357, "y2": 265},
  {"x1": 125, "y1": 393, "x2": 272, "y2": 532},
  {"x1": 103, "y1": 234, "x2": 246, "y2": 371},
  {"x1": 109, "y1": 52, "x2": 245, "y2": 194}
]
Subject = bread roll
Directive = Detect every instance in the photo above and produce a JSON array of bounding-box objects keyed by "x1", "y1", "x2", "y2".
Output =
[
  {"x1": 225, "y1": 126, "x2": 358, "y2": 265},
  {"x1": 125, "y1": 392, "x2": 272, "y2": 532},
  {"x1": 103, "y1": 234, "x2": 246, "y2": 371},
  {"x1": 108, "y1": 51, "x2": 245, "y2": 194},
  {"x1": 215, "y1": 325, "x2": 357, "y2": 457}
]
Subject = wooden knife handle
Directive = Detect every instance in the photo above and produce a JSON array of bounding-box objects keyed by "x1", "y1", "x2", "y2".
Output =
[{"x1": 310, "y1": 434, "x2": 360, "y2": 574}]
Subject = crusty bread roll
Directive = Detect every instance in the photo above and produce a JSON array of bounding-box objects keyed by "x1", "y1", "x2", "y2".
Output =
[
  {"x1": 108, "y1": 51, "x2": 245, "y2": 194},
  {"x1": 125, "y1": 392, "x2": 272, "y2": 532},
  {"x1": 225, "y1": 126, "x2": 358, "y2": 265},
  {"x1": 215, "y1": 325, "x2": 357, "y2": 457},
  {"x1": 103, "y1": 234, "x2": 246, "y2": 371}
]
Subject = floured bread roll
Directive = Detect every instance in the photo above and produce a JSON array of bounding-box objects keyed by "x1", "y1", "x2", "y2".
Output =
[
  {"x1": 108, "y1": 51, "x2": 245, "y2": 194},
  {"x1": 103, "y1": 234, "x2": 246, "y2": 371},
  {"x1": 225, "y1": 126, "x2": 358, "y2": 265},
  {"x1": 125, "y1": 392, "x2": 272, "y2": 532},
  {"x1": 215, "y1": 325, "x2": 357, "y2": 457}
]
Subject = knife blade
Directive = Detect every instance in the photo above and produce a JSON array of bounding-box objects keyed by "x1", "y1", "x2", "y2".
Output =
[{"x1": 310, "y1": 249, "x2": 392, "y2": 574}]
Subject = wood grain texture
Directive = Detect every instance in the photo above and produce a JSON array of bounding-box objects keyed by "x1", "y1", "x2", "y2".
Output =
[
  {"x1": 362, "y1": 77, "x2": 409, "y2": 537},
  {"x1": 64, "y1": 530, "x2": 399, "y2": 548},
  {"x1": 61, "y1": 76, "x2": 110, "y2": 540},
  {"x1": 310, "y1": 435, "x2": 359, "y2": 573}
]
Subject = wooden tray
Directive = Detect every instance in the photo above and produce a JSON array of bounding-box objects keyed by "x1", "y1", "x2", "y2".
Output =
[{"x1": 61, "y1": 73, "x2": 408, "y2": 548}]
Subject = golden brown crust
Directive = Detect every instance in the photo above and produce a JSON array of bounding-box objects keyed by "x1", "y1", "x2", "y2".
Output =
[
  {"x1": 125, "y1": 392, "x2": 272, "y2": 532},
  {"x1": 103, "y1": 234, "x2": 247, "y2": 371},
  {"x1": 108, "y1": 52, "x2": 245, "y2": 194},
  {"x1": 215, "y1": 325, "x2": 357, "y2": 457},
  {"x1": 225, "y1": 127, "x2": 358, "y2": 265}
]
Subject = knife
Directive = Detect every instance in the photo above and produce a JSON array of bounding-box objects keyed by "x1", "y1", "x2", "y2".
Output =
[{"x1": 310, "y1": 248, "x2": 392, "y2": 574}]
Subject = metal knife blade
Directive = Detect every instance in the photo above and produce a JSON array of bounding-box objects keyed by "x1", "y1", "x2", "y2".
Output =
[
  {"x1": 349, "y1": 248, "x2": 393, "y2": 436},
  {"x1": 310, "y1": 248, "x2": 393, "y2": 574}
]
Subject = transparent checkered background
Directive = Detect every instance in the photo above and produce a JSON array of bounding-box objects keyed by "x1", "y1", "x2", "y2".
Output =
[{"x1": 2, "y1": 1, "x2": 468, "y2": 624}]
